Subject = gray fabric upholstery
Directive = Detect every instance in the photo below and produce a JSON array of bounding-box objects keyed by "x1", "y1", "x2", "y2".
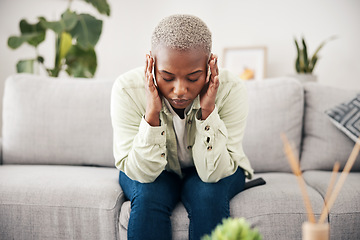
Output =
[
  {"x1": 301, "y1": 83, "x2": 360, "y2": 171},
  {"x1": 0, "y1": 165, "x2": 123, "y2": 240},
  {"x1": 2, "y1": 74, "x2": 360, "y2": 240},
  {"x1": 2, "y1": 74, "x2": 114, "y2": 167},
  {"x1": 303, "y1": 171, "x2": 360, "y2": 240},
  {"x1": 231, "y1": 173, "x2": 325, "y2": 240},
  {"x1": 243, "y1": 78, "x2": 304, "y2": 173}
]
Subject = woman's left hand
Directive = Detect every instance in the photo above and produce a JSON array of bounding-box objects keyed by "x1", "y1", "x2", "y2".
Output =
[{"x1": 200, "y1": 54, "x2": 219, "y2": 120}]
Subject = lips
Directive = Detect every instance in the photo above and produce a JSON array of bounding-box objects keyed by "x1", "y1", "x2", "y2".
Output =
[{"x1": 171, "y1": 98, "x2": 189, "y2": 107}]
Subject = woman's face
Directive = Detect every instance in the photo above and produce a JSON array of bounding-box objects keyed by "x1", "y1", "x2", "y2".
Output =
[{"x1": 153, "y1": 46, "x2": 210, "y2": 110}]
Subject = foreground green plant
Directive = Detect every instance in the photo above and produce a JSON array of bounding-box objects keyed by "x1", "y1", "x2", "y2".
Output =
[
  {"x1": 7, "y1": 0, "x2": 110, "y2": 78},
  {"x1": 294, "y1": 35, "x2": 336, "y2": 74},
  {"x1": 202, "y1": 218, "x2": 262, "y2": 240}
]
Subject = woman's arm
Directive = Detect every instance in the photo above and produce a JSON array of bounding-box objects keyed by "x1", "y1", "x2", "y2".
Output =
[
  {"x1": 111, "y1": 68, "x2": 167, "y2": 183},
  {"x1": 193, "y1": 74, "x2": 250, "y2": 183}
]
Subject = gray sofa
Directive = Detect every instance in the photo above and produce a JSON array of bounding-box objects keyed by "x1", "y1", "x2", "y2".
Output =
[{"x1": 0, "y1": 74, "x2": 359, "y2": 240}]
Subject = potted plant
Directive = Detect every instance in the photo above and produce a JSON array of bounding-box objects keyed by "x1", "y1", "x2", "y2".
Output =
[
  {"x1": 202, "y1": 217, "x2": 262, "y2": 240},
  {"x1": 294, "y1": 35, "x2": 336, "y2": 83},
  {"x1": 7, "y1": 0, "x2": 110, "y2": 78}
]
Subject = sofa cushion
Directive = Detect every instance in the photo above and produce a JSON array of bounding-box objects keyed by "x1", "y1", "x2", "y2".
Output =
[
  {"x1": 0, "y1": 165, "x2": 123, "y2": 240},
  {"x1": 231, "y1": 172, "x2": 325, "y2": 240},
  {"x1": 303, "y1": 171, "x2": 360, "y2": 239},
  {"x1": 325, "y1": 94, "x2": 360, "y2": 142},
  {"x1": 243, "y1": 78, "x2": 304, "y2": 173},
  {"x1": 301, "y1": 83, "x2": 360, "y2": 171},
  {"x1": 2, "y1": 74, "x2": 114, "y2": 167},
  {"x1": 119, "y1": 172, "x2": 325, "y2": 240}
]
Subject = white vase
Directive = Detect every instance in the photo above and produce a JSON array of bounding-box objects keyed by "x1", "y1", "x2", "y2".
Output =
[{"x1": 291, "y1": 73, "x2": 317, "y2": 83}]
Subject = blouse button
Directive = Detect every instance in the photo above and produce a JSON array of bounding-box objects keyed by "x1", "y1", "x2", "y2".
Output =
[{"x1": 205, "y1": 125, "x2": 210, "y2": 131}]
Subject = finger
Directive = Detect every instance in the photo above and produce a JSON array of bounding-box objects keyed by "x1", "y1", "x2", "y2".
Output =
[
  {"x1": 209, "y1": 56, "x2": 218, "y2": 83},
  {"x1": 213, "y1": 75, "x2": 220, "y2": 89},
  {"x1": 145, "y1": 55, "x2": 153, "y2": 87},
  {"x1": 147, "y1": 55, "x2": 152, "y2": 76},
  {"x1": 145, "y1": 54, "x2": 149, "y2": 76}
]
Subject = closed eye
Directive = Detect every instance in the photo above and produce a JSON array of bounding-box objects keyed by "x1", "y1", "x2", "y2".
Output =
[
  {"x1": 188, "y1": 78, "x2": 199, "y2": 82},
  {"x1": 163, "y1": 77, "x2": 174, "y2": 82}
]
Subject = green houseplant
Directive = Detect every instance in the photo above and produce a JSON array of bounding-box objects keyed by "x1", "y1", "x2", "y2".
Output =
[
  {"x1": 202, "y1": 218, "x2": 262, "y2": 240},
  {"x1": 294, "y1": 35, "x2": 337, "y2": 74},
  {"x1": 7, "y1": 0, "x2": 110, "y2": 78}
]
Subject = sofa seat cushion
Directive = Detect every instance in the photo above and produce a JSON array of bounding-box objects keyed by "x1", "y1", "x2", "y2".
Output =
[
  {"x1": 119, "y1": 172, "x2": 324, "y2": 240},
  {"x1": 301, "y1": 83, "x2": 360, "y2": 171},
  {"x1": 243, "y1": 78, "x2": 304, "y2": 173},
  {"x1": 303, "y1": 171, "x2": 360, "y2": 239},
  {"x1": 231, "y1": 172, "x2": 325, "y2": 240},
  {"x1": 0, "y1": 165, "x2": 123, "y2": 240}
]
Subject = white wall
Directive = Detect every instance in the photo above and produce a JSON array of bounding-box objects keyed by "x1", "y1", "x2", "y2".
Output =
[{"x1": 1, "y1": 0, "x2": 360, "y2": 134}]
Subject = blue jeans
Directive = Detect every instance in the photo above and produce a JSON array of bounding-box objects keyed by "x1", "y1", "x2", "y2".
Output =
[{"x1": 119, "y1": 167, "x2": 245, "y2": 240}]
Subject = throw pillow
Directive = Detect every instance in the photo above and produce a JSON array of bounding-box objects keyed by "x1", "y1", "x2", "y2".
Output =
[{"x1": 325, "y1": 94, "x2": 360, "y2": 142}]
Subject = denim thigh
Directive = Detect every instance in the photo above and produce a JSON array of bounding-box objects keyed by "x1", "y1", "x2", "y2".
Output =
[
  {"x1": 119, "y1": 171, "x2": 182, "y2": 240},
  {"x1": 180, "y1": 167, "x2": 245, "y2": 240}
]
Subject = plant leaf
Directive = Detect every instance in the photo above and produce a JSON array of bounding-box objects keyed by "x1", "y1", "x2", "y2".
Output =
[
  {"x1": 312, "y1": 35, "x2": 337, "y2": 58},
  {"x1": 65, "y1": 44, "x2": 97, "y2": 78},
  {"x1": 83, "y1": 0, "x2": 111, "y2": 16},
  {"x1": 70, "y1": 13, "x2": 102, "y2": 49},
  {"x1": 39, "y1": 10, "x2": 78, "y2": 34},
  {"x1": 8, "y1": 19, "x2": 46, "y2": 48},
  {"x1": 309, "y1": 56, "x2": 318, "y2": 73},
  {"x1": 19, "y1": 19, "x2": 46, "y2": 47},
  {"x1": 294, "y1": 39, "x2": 301, "y2": 73},
  {"x1": 302, "y1": 38, "x2": 309, "y2": 72},
  {"x1": 8, "y1": 35, "x2": 27, "y2": 49},
  {"x1": 16, "y1": 59, "x2": 35, "y2": 73},
  {"x1": 59, "y1": 32, "x2": 72, "y2": 61},
  {"x1": 309, "y1": 35, "x2": 337, "y2": 72}
]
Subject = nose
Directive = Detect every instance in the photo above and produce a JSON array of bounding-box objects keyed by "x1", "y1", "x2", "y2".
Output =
[{"x1": 173, "y1": 80, "x2": 187, "y2": 97}]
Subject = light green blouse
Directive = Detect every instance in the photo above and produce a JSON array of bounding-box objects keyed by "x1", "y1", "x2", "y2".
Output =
[{"x1": 111, "y1": 67, "x2": 254, "y2": 183}]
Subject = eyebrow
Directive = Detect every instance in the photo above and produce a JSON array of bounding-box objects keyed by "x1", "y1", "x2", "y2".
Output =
[{"x1": 160, "y1": 70, "x2": 203, "y2": 76}]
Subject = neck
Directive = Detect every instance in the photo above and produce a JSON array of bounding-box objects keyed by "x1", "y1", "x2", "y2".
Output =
[{"x1": 172, "y1": 106, "x2": 185, "y2": 119}]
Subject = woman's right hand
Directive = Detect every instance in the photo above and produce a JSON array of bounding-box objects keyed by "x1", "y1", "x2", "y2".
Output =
[{"x1": 144, "y1": 54, "x2": 162, "y2": 126}]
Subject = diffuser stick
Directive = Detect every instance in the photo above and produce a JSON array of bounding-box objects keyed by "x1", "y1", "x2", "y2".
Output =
[
  {"x1": 319, "y1": 138, "x2": 360, "y2": 223},
  {"x1": 281, "y1": 134, "x2": 316, "y2": 223},
  {"x1": 319, "y1": 162, "x2": 340, "y2": 223}
]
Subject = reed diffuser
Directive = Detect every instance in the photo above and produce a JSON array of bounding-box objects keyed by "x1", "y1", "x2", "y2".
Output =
[{"x1": 281, "y1": 134, "x2": 360, "y2": 240}]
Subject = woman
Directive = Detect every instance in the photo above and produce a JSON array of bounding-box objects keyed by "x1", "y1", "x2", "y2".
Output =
[{"x1": 111, "y1": 14, "x2": 254, "y2": 240}]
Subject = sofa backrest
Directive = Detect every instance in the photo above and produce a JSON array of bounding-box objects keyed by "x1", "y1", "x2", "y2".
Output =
[
  {"x1": 1, "y1": 74, "x2": 308, "y2": 172},
  {"x1": 301, "y1": 82, "x2": 360, "y2": 171},
  {"x1": 243, "y1": 77, "x2": 304, "y2": 173},
  {"x1": 2, "y1": 74, "x2": 115, "y2": 167}
]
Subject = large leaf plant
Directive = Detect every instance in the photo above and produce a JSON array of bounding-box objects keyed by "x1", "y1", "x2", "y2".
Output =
[{"x1": 7, "y1": 0, "x2": 110, "y2": 78}]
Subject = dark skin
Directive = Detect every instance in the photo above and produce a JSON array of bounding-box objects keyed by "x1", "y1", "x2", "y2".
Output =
[{"x1": 144, "y1": 46, "x2": 219, "y2": 126}]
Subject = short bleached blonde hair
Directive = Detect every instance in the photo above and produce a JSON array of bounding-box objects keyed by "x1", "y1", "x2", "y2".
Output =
[{"x1": 151, "y1": 14, "x2": 212, "y2": 56}]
